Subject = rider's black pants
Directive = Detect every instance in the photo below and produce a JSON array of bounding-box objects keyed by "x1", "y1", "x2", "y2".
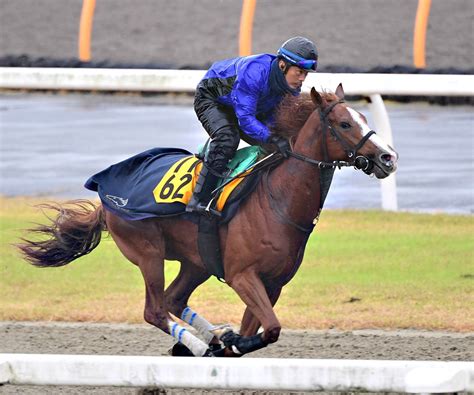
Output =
[{"x1": 194, "y1": 84, "x2": 241, "y2": 174}]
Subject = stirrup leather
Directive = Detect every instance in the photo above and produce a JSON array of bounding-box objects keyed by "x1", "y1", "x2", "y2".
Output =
[{"x1": 186, "y1": 164, "x2": 222, "y2": 216}]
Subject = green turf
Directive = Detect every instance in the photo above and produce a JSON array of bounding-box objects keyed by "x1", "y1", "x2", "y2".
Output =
[{"x1": 1, "y1": 197, "x2": 472, "y2": 331}]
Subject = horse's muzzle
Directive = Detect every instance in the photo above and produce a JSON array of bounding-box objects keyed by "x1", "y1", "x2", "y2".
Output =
[
  {"x1": 371, "y1": 150, "x2": 398, "y2": 178},
  {"x1": 380, "y1": 152, "x2": 398, "y2": 172}
]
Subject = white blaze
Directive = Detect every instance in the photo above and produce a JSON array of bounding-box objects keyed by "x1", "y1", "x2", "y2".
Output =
[{"x1": 347, "y1": 107, "x2": 396, "y2": 156}]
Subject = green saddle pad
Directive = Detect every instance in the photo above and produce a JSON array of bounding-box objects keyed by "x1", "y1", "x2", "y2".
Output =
[
  {"x1": 198, "y1": 142, "x2": 264, "y2": 185},
  {"x1": 226, "y1": 146, "x2": 263, "y2": 178}
]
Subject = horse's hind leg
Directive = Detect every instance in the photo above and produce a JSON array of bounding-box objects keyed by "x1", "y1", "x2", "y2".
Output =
[
  {"x1": 106, "y1": 214, "x2": 211, "y2": 356},
  {"x1": 165, "y1": 262, "x2": 221, "y2": 347},
  {"x1": 141, "y1": 261, "x2": 212, "y2": 357}
]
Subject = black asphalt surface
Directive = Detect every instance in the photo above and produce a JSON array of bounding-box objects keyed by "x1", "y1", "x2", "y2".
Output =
[{"x1": 0, "y1": 0, "x2": 473, "y2": 70}]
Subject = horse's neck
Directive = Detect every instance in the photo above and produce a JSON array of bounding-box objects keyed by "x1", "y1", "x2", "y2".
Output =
[
  {"x1": 293, "y1": 110, "x2": 323, "y2": 160},
  {"x1": 270, "y1": 111, "x2": 325, "y2": 227}
]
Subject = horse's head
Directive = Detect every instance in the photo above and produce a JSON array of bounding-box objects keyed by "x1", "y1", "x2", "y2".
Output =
[{"x1": 310, "y1": 84, "x2": 398, "y2": 179}]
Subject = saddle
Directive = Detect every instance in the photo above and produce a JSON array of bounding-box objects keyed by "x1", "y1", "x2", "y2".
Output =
[
  {"x1": 85, "y1": 146, "x2": 266, "y2": 222},
  {"x1": 152, "y1": 146, "x2": 269, "y2": 281},
  {"x1": 152, "y1": 145, "x2": 265, "y2": 220},
  {"x1": 85, "y1": 146, "x2": 273, "y2": 281}
]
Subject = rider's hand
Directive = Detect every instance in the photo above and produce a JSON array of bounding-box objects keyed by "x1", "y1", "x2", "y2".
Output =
[{"x1": 268, "y1": 135, "x2": 290, "y2": 158}]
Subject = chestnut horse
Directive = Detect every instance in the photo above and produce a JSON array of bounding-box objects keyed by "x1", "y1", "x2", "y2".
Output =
[{"x1": 18, "y1": 86, "x2": 398, "y2": 357}]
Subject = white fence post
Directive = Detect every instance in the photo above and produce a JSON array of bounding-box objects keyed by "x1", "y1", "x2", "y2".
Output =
[{"x1": 367, "y1": 93, "x2": 398, "y2": 211}]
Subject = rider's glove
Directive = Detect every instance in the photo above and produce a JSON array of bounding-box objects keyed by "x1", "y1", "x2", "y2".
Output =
[{"x1": 268, "y1": 135, "x2": 290, "y2": 158}]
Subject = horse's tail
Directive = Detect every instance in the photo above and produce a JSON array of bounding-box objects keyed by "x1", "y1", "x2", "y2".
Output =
[{"x1": 17, "y1": 200, "x2": 106, "y2": 268}]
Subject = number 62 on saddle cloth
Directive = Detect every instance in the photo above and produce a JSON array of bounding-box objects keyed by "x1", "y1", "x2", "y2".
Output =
[
  {"x1": 85, "y1": 146, "x2": 262, "y2": 221},
  {"x1": 153, "y1": 146, "x2": 261, "y2": 212}
]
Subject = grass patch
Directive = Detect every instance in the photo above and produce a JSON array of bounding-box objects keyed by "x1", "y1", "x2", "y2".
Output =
[{"x1": 1, "y1": 196, "x2": 473, "y2": 331}]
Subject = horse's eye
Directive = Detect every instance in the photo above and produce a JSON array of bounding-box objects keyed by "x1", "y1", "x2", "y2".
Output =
[{"x1": 340, "y1": 121, "x2": 351, "y2": 130}]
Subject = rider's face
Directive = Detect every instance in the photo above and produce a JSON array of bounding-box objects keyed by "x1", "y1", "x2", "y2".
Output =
[{"x1": 283, "y1": 63, "x2": 309, "y2": 90}]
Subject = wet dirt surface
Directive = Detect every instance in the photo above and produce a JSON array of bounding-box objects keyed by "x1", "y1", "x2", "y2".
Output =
[
  {"x1": 1, "y1": 0, "x2": 473, "y2": 213},
  {"x1": 1, "y1": 322, "x2": 473, "y2": 394},
  {"x1": 1, "y1": 93, "x2": 473, "y2": 213}
]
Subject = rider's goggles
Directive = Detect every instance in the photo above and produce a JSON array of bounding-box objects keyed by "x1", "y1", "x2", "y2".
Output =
[{"x1": 277, "y1": 48, "x2": 318, "y2": 71}]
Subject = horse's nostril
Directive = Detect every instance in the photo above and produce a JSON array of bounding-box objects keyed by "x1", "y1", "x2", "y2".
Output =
[{"x1": 380, "y1": 153, "x2": 394, "y2": 166}]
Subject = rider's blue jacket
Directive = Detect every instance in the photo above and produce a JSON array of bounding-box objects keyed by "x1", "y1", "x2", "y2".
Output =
[{"x1": 199, "y1": 54, "x2": 295, "y2": 143}]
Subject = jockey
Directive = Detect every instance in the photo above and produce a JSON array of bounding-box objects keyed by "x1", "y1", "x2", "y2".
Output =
[{"x1": 187, "y1": 36, "x2": 318, "y2": 215}]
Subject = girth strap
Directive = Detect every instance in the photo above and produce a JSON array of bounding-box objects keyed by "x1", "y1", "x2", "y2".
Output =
[{"x1": 197, "y1": 216, "x2": 225, "y2": 281}]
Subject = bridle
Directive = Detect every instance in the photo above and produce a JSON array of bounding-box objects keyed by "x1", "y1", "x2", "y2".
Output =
[
  {"x1": 286, "y1": 99, "x2": 376, "y2": 172},
  {"x1": 265, "y1": 99, "x2": 377, "y2": 234}
]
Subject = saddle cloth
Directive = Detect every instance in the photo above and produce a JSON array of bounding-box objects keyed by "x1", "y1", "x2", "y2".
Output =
[{"x1": 84, "y1": 146, "x2": 263, "y2": 222}]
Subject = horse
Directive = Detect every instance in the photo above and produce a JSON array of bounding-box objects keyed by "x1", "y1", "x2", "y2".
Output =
[{"x1": 18, "y1": 85, "x2": 398, "y2": 357}]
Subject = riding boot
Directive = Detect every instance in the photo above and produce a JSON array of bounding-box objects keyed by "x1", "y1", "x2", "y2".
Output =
[{"x1": 186, "y1": 164, "x2": 222, "y2": 216}]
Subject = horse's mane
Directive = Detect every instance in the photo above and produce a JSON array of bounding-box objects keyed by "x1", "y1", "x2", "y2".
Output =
[{"x1": 271, "y1": 91, "x2": 339, "y2": 139}]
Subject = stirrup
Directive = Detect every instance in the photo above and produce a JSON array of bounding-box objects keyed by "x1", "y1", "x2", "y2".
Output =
[{"x1": 186, "y1": 197, "x2": 221, "y2": 217}]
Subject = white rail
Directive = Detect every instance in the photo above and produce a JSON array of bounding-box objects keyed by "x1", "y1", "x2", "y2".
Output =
[
  {"x1": 2, "y1": 68, "x2": 473, "y2": 211},
  {"x1": 1, "y1": 354, "x2": 473, "y2": 393},
  {"x1": 1, "y1": 68, "x2": 473, "y2": 95}
]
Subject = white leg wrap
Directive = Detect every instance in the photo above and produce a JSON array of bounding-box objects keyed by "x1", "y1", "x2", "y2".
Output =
[
  {"x1": 168, "y1": 320, "x2": 209, "y2": 357},
  {"x1": 180, "y1": 307, "x2": 215, "y2": 344}
]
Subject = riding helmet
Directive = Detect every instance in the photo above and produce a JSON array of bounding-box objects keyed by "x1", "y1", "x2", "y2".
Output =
[{"x1": 277, "y1": 36, "x2": 318, "y2": 72}]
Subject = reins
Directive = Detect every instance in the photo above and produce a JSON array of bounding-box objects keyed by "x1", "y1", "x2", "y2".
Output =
[
  {"x1": 286, "y1": 151, "x2": 350, "y2": 169},
  {"x1": 212, "y1": 98, "x2": 377, "y2": 235},
  {"x1": 265, "y1": 98, "x2": 376, "y2": 233}
]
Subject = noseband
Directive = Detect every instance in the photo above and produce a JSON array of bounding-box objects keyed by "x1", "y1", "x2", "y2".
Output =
[
  {"x1": 265, "y1": 100, "x2": 378, "y2": 234},
  {"x1": 287, "y1": 99, "x2": 375, "y2": 171}
]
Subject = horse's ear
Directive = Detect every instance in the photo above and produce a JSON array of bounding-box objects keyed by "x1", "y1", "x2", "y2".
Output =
[
  {"x1": 310, "y1": 87, "x2": 323, "y2": 106},
  {"x1": 335, "y1": 83, "x2": 345, "y2": 99}
]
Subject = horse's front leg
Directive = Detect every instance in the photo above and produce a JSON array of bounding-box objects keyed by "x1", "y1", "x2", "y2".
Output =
[
  {"x1": 240, "y1": 286, "x2": 282, "y2": 337},
  {"x1": 215, "y1": 268, "x2": 281, "y2": 356}
]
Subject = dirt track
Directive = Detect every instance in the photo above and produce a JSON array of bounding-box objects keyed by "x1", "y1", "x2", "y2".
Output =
[
  {"x1": 1, "y1": 0, "x2": 473, "y2": 70},
  {"x1": 1, "y1": 322, "x2": 473, "y2": 394},
  {"x1": 1, "y1": 1, "x2": 473, "y2": 393}
]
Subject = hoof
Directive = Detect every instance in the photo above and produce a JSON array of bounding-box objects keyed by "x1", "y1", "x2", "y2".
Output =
[
  {"x1": 220, "y1": 330, "x2": 267, "y2": 355},
  {"x1": 203, "y1": 342, "x2": 224, "y2": 357},
  {"x1": 170, "y1": 342, "x2": 225, "y2": 357},
  {"x1": 169, "y1": 342, "x2": 194, "y2": 357},
  {"x1": 210, "y1": 347, "x2": 226, "y2": 357},
  {"x1": 205, "y1": 345, "x2": 239, "y2": 357},
  {"x1": 202, "y1": 348, "x2": 217, "y2": 357}
]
